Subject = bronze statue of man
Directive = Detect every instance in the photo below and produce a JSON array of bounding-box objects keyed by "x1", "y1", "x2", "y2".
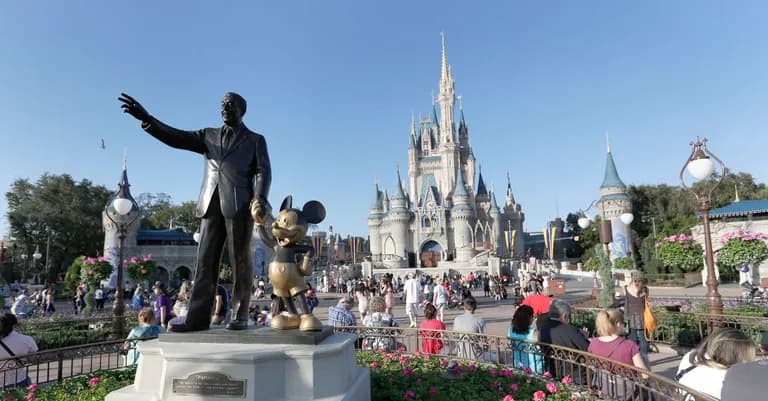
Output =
[{"x1": 119, "y1": 92, "x2": 271, "y2": 332}]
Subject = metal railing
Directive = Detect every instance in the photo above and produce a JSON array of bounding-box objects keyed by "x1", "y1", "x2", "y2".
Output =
[
  {"x1": 572, "y1": 307, "x2": 768, "y2": 347},
  {"x1": 333, "y1": 326, "x2": 717, "y2": 401},
  {"x1": 0, "y1": 336, "x2": 154, "y2": 389}
]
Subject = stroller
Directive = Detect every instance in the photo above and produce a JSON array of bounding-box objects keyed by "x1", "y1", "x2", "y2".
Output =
[
  {"x1": 740, "y1": 281, "x2": 768, "y2": 302},
  {"x1": 446, "y1": 291, "x2": 462, "y2": 309}
]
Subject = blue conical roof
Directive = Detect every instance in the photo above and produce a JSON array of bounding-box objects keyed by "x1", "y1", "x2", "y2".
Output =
[
  {"x1": 476, "y1": 167, "x2": 488, "y2": 197},
  {"x1": 370, "y1": 184, "x2": 383, "y2": 209},
  {"x1": 601, "y1": 151, "x2": 626, "y2": 189},
  {"x1": 489, "y1": 191, "x2": 501, "y2": 213},
  {"x1": 432, "y1": 105, "x2": 440, "y2": 128},
  {"x1": 392, "y1": 169, "x2": 407, "y2": 200},
  {"x1": 454, "y1": 168, "x2": 468, "y2": 198}
]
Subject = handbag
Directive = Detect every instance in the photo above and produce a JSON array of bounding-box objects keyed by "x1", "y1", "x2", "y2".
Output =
[{"x1": 643, "y1": 298, "x2": 656, "y2": 341}]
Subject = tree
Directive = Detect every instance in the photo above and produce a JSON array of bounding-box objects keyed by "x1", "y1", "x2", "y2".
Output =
[
  {"x1": 6, "y1": 174, "x2": 111, "y2": 281},
  {"x1": 136, "y1": 193, "x2": 199, "y2": 234}
]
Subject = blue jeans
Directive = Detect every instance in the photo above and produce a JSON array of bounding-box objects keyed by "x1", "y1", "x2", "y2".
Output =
[{"x1": 628, "y1": 329, "x2": 649, "y2": 360}]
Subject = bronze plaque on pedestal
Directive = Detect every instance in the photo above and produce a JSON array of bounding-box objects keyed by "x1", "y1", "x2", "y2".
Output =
[{"x1": 172, "y1": 372, "x2": 246, "y2": 398}]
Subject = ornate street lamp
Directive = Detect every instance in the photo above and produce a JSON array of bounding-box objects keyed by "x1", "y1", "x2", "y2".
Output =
[
  {"x1": 104, "y1": 161, "x2": 140, "y2": 339},
  {"x1": 680, "y1": 137, "x2": 726, "y2": 317}
]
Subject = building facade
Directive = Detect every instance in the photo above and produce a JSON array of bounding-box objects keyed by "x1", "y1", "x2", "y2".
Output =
[{"x1": 368, "y1": 35, "x2": 525, "y2": 268}]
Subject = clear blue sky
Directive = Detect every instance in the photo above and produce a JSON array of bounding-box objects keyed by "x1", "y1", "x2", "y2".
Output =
[{"x1": 1, "y1": 1, "x2": 767, "y2": 238}]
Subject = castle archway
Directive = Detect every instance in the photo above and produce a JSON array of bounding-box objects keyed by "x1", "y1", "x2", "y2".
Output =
[
  {"x1": 383, "y1": 236, "x2": 396, "y2": 256},
  {"x1": 154, "y1": 266, "x2": 169, "y2": 287},
  {"x1": 173, "y1": 266, "x2": 191, "y2": 281},
  {"x1": 419, "y1": 240, "x2": 443, "y2": 267}
]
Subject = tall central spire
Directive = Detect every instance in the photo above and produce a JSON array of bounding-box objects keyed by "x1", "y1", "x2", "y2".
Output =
[
  {"x1": 438, "y1": 32, "x2": 455, "y2": 143},
  {"x1": 440, "y1": 32, "x2": 450, "y2": 84}
]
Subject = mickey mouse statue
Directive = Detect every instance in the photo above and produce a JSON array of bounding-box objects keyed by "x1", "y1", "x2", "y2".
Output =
[{"x1": 253, "y1": 195, "x2": 325, "y2": 331}]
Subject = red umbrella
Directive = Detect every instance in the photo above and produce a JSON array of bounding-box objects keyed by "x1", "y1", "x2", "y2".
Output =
[{"x1": 522, "y1": 294, "x2": 552, "y2": 315}]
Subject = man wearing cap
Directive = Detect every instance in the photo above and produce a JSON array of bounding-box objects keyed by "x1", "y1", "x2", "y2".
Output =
[
  {"x1": 327, "y1": 296, "x2": 356, "y2": 330},
  {"x1": 119, "y1": 92, "x2": 271, "y2": 332}
]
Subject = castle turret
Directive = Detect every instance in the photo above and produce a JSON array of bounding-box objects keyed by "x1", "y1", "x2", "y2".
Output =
[
  {"x1": 502, "y1": 172, "x2": 525, "y2": 258},
  {"x1": 408, "y1": 115, "x2": 418, "y2": 205},
  {"x1": 598, "y1": 139, "x2": 632, "y2": 259},
  {"x1": 489, "y1": 190, "x2": 504, "y2": 256},
  {"x1": 367, "y1": 184, "x2": 384, "y2": 262},
  {"x1": 387, "y1": 168, "x2": 411, "y2": 263},
  {"x1": 450, "y1": 167, "x2": 475, "y2": 263}
]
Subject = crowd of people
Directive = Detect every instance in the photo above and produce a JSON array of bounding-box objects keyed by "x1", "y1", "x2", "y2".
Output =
[{"x1": 320, "y1": 269, "x2": 767, "y2": 401}]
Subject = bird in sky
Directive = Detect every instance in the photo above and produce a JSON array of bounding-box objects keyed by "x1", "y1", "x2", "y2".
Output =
[{"x1": 101, "y1": 139, "x2": 106, "y2": 150}]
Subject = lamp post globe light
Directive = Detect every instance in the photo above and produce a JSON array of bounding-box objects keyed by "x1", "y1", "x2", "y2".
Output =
[
  {"x1": 105, "y1": 163, "x2": 140, "y2": 339},
  {"x1": 680, "y1": 137, "x2": 726, "y2": 318}
]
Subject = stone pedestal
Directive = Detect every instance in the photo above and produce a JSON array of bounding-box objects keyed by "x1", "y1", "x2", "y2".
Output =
[{"x1": 106, "y1": 330, "x2": 370, "y2": 401}]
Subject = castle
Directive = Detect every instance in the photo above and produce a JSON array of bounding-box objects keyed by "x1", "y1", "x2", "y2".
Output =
[{"x1": 368, "y1": 35, "x2": 525, "y2": 269}]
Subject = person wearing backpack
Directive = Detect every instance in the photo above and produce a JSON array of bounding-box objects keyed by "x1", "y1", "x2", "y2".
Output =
[{"x1": 0, "y1": 313, "x2": 37, "y2": 389}]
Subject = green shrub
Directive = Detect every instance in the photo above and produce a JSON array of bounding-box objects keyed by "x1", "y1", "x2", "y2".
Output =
[{"x1": 1, "y1": 367, "x2": 135, "y2": 401}]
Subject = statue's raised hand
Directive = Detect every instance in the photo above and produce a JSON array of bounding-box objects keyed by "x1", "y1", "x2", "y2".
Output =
[{"x1": 118, "y1": 93, "x2": 151, "y2": 122}]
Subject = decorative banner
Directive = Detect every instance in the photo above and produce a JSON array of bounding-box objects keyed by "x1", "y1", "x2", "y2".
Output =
[
  {"x1": 504, "y1": 231, "x2": 510, "y2": 255},
  {"x1": 510, "y1": 229, "x2": 517, "y2": 258},
  {"x1": 542, "y1": 227, "x2": 549, "y2": 259},
  {"x1": 548, "y1": 227, "x2": 558, "y2": 260}
]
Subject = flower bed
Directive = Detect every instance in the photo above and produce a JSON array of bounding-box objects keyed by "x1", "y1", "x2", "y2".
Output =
[
  {"x1": 1, "y1": 367, "x2": 135, "y2": 401},
  {"x1": 358, "y1": 349, "x2": 579, "y2": 401}
]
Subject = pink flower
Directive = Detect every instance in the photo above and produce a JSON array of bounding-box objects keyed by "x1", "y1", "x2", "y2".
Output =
[
  {"x1": 546, "y1": 382, "x2": 558, "y2": 393},
  {"x1": 526, "y1": 378, "x2": 532, "y2": 384},
  {"x1": 24, "y1": 394, "x2": 35, "y2": 401},
  {"x1": 6, "y1": 395, "x2": 16, "y2": 401},
  {"x1": 542, "y1": 371, "x2": 552, "y2": 378},
  {"x1": 533, "y1": 390, "x2": 547, "y2": 401},
  {"x1": 467, "y1": 364, "x2": 477, "y2": 372},
  {"x1": 503, "y1": 396, "x2": 515, "y2": 401},
  {"x1": 403, "y1": 390, "x2": 416, "y2": 400},
  {"x1": 403, "y1": 367, "x2": 413, "y2": 376},
  {"x1": 517, "y1": 361, "x2": 524, "y2": 368},
  {"x1": 89, "y1": 376, "x2": 101, "y2": 386},
  {"x1": 26, "y1": 384, "x2": 38, "y2": 391},
  {"x1": 429, "y1": 386, "x2": 438, "y2": 395},
  {"x1": 524, "y1": 367, "x2": 533, "y2": 375},
  {"x1": 488, "y1": 368, "x2": 497, "y2": 376},
  {"x1": 508, "y1": 383, "x2": 519, "y2": 392},
  {"x1": 561, "y1": 375, "x2": 573, "y2": 385},
  {"x1": 439, "y1": 359, "x2": 449, "y2": 367},
  {"x1": 491, "y1": 380, "x2": 501, "y2": 389},
  {"x1": 370, "y1": 362, "x2": 379, "y2": 368}
]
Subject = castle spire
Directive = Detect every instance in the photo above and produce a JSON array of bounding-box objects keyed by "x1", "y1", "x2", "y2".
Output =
[
  {"x1": 476, "y1": 165, "x2": 488, "y2": 197},
  {"x1": 506, "y1": 172, "x2": 516, "y2": 205},
  {"x1": 392, "y1": 165, "x2": 406, "y2": 200},
  {"x1": 601, "y1": 145, "x2": 626, "y2": 189},
  {"x1": 440, "y1": 32, "x2": 449, "y2": 84}
]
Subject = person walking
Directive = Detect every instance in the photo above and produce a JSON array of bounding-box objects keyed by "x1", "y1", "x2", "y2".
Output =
[
  {"x1": 624, "y1": 271, "x2": 650, "y2": 365},
  {"x1": 432, "y1": 279, "x2": 449, "y2": 322},
  {"x1": 403, "y1": 273, "x2": 422, "y2": 328}
]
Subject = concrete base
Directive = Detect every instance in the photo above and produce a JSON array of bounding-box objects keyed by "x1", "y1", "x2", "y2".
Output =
[{"x1": 106, "y1": 332, "x2": 370, "y2": 401}]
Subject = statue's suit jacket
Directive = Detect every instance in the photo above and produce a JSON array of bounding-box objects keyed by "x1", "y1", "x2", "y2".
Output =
[{"x1": 141, "y1": 117, "x2": 271, "y2": 218}]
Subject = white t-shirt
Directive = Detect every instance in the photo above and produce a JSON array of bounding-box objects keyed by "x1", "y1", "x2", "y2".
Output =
[
  {"x1": 404, "y1": 278, "x2": 421, "y2": 304},
  {"x1": 0, "y1": 331, "x2": 38, "y2": 386},
  {"x1": 678, "y1": 364, "x2": 727, "y2": 400},
  {"x1": 433, "y1": 285, "x2": 448, "y2": 305}
]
